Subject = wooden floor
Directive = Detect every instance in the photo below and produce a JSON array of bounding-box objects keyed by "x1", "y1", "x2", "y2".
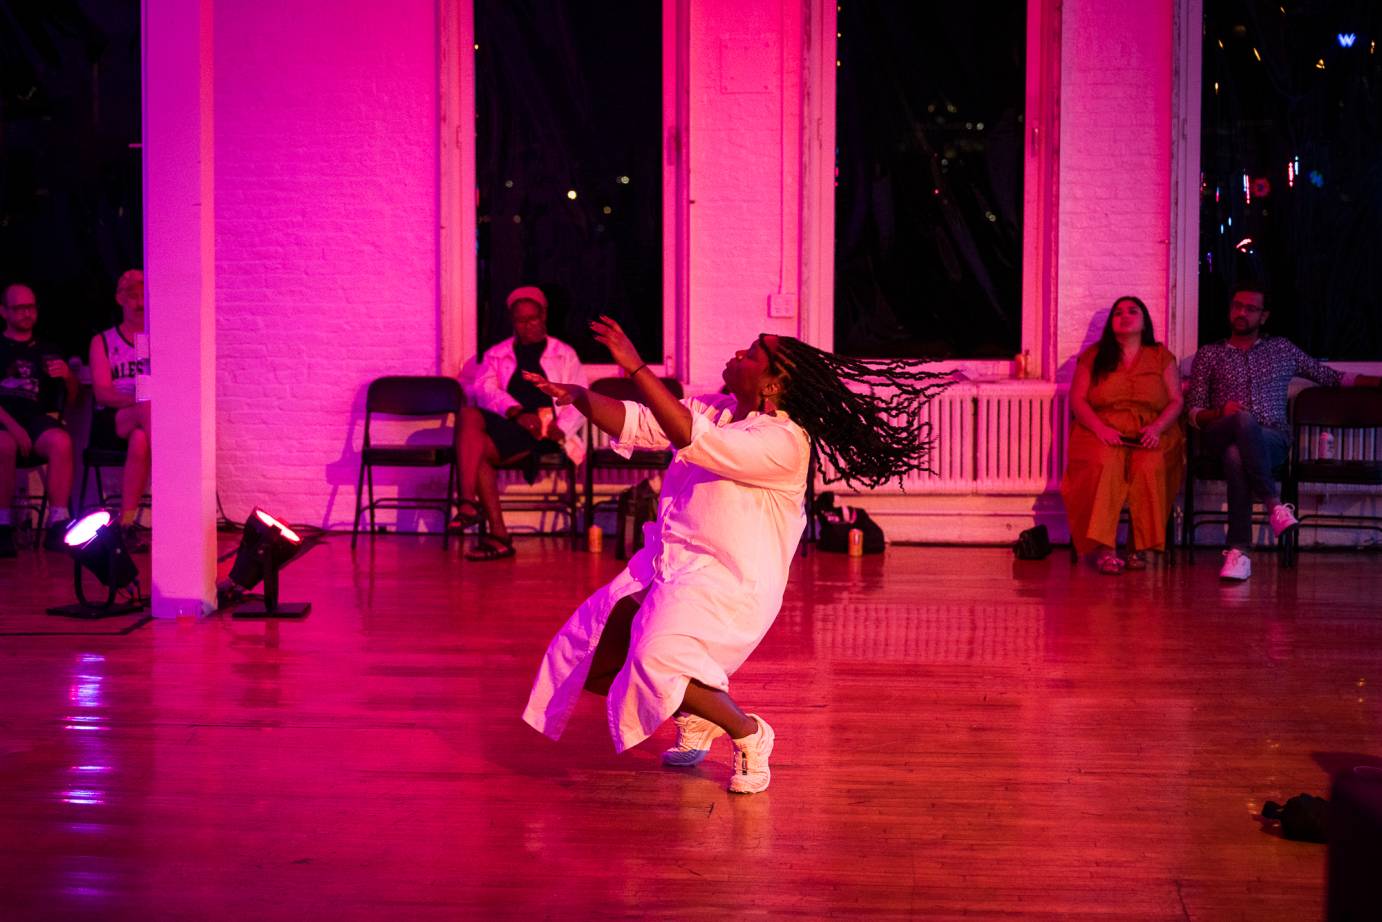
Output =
[{"x1": 2, "y1": 535, "x2": 1380, "y2": 920}]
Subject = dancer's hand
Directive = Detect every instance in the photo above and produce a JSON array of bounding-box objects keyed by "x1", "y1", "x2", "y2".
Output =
[
  {"x1": 590, "y1": 315, "x2": 642, "y2": 372},
  {"x1": 521, "y1": 372, "x2": 585, "y2": 407},
  {"x1": 1137, "y1": 424, "x2": 1161, "y2": 449}
]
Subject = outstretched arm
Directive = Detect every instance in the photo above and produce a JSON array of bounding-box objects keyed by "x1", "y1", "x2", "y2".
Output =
[
  {"x1": 591, "y1": 315, "x2": 693, "y2": 448},
  {"x1": 522, "y1": 374, "x2": 627, "y2": 438}
]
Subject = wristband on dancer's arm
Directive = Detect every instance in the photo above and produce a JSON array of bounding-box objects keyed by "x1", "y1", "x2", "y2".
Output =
[{"x1": 627, "y1": 363, "x2": 648, "y2": 377}]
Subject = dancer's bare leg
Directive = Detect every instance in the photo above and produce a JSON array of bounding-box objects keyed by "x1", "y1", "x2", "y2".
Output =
[
  {"x1": 583, "y1": 595, "x2": 639, "y2": 695},
  {"x1": 679, "y1": 680, "x2": 756, "y2": 739}
]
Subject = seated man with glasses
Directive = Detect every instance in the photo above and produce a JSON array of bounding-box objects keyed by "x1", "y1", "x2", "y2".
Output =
[
  {"x1": 0, "y1": 283, "x2": 78, "y2": 555},
  {"x1": 1187, "y1": 281, "x2": 1382, "y2": 580}
]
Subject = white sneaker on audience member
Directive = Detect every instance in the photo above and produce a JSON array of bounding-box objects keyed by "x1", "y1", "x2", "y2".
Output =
[
  {"x1": 1269, "y1": 503, "x2": 1299, "y2": 539},
  {"x1": 728, "y1": 714, "x2": 775, "y2": 794},
  {"x1": 661, "y1": 712, "x2": 724, "y2": 767},
  {"x1": 1219, "y1": 548, "x2": 1252, "y2": 581}
]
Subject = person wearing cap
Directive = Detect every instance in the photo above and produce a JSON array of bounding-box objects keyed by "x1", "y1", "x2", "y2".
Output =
[
  {"x1": 88, "y1": 269, "x2": 151, "y2": 550},
  {"x1": 452, "y1": 285, "x2": 587, "y2": 560}
]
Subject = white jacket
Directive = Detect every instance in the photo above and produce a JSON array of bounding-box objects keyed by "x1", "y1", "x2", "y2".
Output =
[{"x1": 462, "y1": 335, "x2": 588, "y2": 465}]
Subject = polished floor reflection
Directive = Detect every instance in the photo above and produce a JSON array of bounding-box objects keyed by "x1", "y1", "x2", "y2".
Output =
[{"x1": 1, "y1": 538, "x2": 1379, "y2": 919}]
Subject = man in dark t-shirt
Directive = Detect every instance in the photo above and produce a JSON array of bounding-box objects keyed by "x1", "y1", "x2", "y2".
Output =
[{"x1": 0, "y1": 283, "x2": 78, "y2": 555}]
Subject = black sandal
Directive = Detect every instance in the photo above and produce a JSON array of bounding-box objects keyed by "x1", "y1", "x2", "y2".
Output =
[
  {"x1": 465, "y1": 534, "x2": 515, "y2": 561},
  {"x1": 450, "y1": 499, "x2": 483, "y2": 531}
]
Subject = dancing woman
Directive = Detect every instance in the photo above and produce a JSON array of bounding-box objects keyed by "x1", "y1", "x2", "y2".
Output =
[{"x1": 521, "y1": 318, "x2": 949, "y2": 793}]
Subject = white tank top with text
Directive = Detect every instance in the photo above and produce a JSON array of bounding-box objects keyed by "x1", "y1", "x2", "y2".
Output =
[{"x1": 100, "y1": 327, "x2": 146, "y2": 402}]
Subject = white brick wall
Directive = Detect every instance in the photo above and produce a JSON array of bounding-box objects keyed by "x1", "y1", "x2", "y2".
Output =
[
  {"x1": 1056, "y1": 0, "x2": 1174, "y2": 376},
  {"x1": 214, "y1": 1, "x2": 440, "y2": 528},
  {"x1": 685, "y1": 1, "x2": 804, "y2": 393}
]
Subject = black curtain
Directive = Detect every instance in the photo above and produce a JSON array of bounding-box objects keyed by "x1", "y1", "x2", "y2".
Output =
[
  {"x1": 834, "y1": 1, "x2": 1025, "y2": 359},
  {"x1": 475, "y1": 0, "x2": 662, "y2": 363},
  {"x1": 0, "y1": 0, "x2": 141, "y2": 357}
]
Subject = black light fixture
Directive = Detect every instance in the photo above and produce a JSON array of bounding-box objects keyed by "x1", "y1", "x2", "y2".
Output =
[
  {"x1": 226, "y1": 508, "x2": 311, "y2": 619},
  {"x1": 47, "y1": 510, "x2": 146, "y2": 618}
]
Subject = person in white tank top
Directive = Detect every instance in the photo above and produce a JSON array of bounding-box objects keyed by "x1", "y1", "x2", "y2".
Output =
[{"x1": 88, "y1": 270, "x2": 151, "y2": 541}]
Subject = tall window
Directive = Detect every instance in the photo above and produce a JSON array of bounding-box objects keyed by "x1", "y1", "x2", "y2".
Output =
[
  {"x1": 1200, "y1": 0, "x2": 1382, "y2": 358},
  {"x1": 834, "y1": 2, "x2": 1026, "y2": 359},
  {"x1": 0, "y1": 3, "x2": 141, "y2": 357},
  {"x1": 474, "y1": 1, "x2": 663, "y2": 363}
]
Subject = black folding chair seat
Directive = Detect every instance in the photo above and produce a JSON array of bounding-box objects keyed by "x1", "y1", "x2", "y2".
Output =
[
  {"x1": 352, "y1": 376, "x2": 462, "y2": 549},
  {"x1": 361, "y1": 445, "x2": 455, "y2": 466}
]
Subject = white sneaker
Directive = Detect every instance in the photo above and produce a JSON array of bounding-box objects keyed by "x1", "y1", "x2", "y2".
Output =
[
  {"x1": 1220, "y1": 548, "x2": 1252, "y2": 581},
  {"x1": 1269, "y1": 503, "x2": 1299, "y2": 539},
  {"x1": 728, "y1": 714, "x2": 775, "y2": 794},
  {"x1": 661, "y1": 712, "x2": 725, "y2": 767}
]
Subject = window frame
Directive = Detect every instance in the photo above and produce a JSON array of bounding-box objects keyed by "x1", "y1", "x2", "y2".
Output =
[
  {"x1": 805, "y1": 0, "x2": 1062, "y2": 379},
  {"x1": 440, "y1": 0, "x2": 686, "y2": 383}
]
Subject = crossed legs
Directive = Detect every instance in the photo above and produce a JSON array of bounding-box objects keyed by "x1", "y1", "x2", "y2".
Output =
[
  {"x1": 1200, "y1": 411, "x2": 1289, "y2": 550},
  {"x1": 456, "y1": 406, "x2": 514, "y2": 543},
  {"x1": 114, "y1": 403, "x2": 151, "y2": 526}
]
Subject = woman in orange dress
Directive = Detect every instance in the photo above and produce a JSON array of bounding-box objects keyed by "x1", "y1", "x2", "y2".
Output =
[{"x1": 1061, "y1": 297, "x2": 1184, "y2": 573}]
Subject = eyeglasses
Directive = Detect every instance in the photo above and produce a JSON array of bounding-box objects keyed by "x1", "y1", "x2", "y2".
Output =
[{"x1": 5, "y1": 302, "x2": 38, "y2": 313}]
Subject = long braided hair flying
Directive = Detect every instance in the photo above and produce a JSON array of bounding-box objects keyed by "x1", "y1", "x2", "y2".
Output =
[{"x1": 763, "y1": 335, "x2": 953, "y2": 490}]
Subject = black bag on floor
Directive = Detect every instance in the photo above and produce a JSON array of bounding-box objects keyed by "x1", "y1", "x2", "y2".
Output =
[
  {"x1": 813, "y1": 492, "x2": 885, "y2": 554},
  {"x1": 1013, "y1": 524, "x2": 1051, "y2": 560}
]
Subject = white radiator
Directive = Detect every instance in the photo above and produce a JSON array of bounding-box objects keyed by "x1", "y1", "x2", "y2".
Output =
[
  {"x1": 975, "y1": 381, "x2": 1069, "y2": 494},
  {"x1": 821, "y1": 380, "x2": 1069, "y2": 495},
  {"x1": 1293, "y1": 422, "x2": 1382, "y2": 494}
]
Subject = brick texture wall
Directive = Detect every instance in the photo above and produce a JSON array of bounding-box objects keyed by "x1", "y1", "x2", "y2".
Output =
[
  {"x1": 685, "y1": 0, "x2": 804, "y2": 392},
  {"x1": 1056, "y1": 0, "x2": 1174, "y2": 378},
  {"x1": 214, "y1": 1, "x2": 440, "y2": 528}
]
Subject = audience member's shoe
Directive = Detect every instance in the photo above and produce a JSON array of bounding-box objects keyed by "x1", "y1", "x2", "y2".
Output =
[
  {"x1": 728, "y1": 714, "x2": 775, "y2": 794},
  {"x1": 1269, "y1": 503, "x2": 1299, "y2": 539},
  {"x1": 122, "y1": 524, "x2": 150, "y2": 554},
  {"x1": 0, "y1": 525, "x2": 16, "y2": 558},
  {"x1": 1219, "y1": 548, "x2": 1252, "y2": 581},
  {"x1": 43, "y1": 519, "x2": 72, "y2": 552},
  {"x1": 662, "y1": 712, "x2": 725, "y2": 767}
]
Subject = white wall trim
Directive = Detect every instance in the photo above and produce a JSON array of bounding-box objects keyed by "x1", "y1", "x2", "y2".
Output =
[
  {"x1": 665, "y1": 0, "x2": 691, "y2": 380},
  {"x1": 800, "y1": 0, "x2": 837, "y2": 351},
  {"x1": 1021, "y1": 0, "x2": 1062, "y2": 380},
  {"x1": 1169, "y1": 0, "x2": 1204, "y2": 363},
  {"x1": 438, "y1": 0, "x2": 474, "y2": 378}
]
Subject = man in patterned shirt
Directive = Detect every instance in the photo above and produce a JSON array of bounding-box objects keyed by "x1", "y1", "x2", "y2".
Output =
[{"x1": 1187, "y1": 282, "x2": 1381, "y2": 580}]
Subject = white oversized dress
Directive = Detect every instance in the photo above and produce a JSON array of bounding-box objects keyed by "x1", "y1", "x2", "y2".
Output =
[{"x1": 522, "y1": 393, "x2": 810, "y2": 752}]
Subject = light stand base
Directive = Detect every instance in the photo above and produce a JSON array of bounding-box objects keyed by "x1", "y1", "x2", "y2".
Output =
[
  {"x1": 48, "y1": 600, "x2": 148, "y2": 620},
  {"x1": 232, "y1": 601, "x2": 311, "y2": 619}
]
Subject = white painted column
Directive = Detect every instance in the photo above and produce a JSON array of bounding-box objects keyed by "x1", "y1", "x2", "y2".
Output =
[{"x1": 143, "y1": 0, "x2": 217, "y2": 617}]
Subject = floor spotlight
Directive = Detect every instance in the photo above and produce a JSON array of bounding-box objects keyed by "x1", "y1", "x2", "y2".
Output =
[
  {"x1": 46, "y1": 510, "x2": 147, "y2": 619},
  {"x1": 226, "y1": 508, "x2": 312, "y2": 619}
]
